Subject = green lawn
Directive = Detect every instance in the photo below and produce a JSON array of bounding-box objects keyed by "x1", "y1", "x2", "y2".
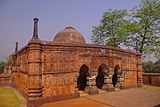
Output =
[
  {"x1": 0, "y1": 87, "x2": 19, "y2": 107},
  {"x1": 143, "y1": 85, "x2": 160, "y2": 92}
]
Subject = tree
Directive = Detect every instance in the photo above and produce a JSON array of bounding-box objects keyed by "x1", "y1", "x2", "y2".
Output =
[
  {"x1": 143, "y1": 60, "x2": 160, "y2": 73},
  {"x1": 142, "y1": 60, "x2": 154, "y2": 73},
  {"x1": 91, "y1": 0, "x2": 160, "y2": 58},
  {"x1": 6, "y1": 55, "x2": 12, "y2": 63},
  {"x1": 91, "y1": 9, "x2": 128, "y2": 47},
  {"x1": 153, "y1": 59, "x2": 160, "y2": 72},
  {"x1": 0, "y1": 61, "x2": 5, "y2": 74},
  {"x1": 125, "y1": 0, "x2": 160, "y2": 56}
]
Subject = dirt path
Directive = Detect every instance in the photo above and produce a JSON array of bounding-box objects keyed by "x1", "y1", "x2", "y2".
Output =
[
  {"x1": 41, "y1": 97, "x2": 111, "y2": 107},
  {"x1": 10, "y1": 86, "x2": 160, "y2": 107},
  {"x1": 85, "y1": 88, "x2": 160, "y2": 107},
  {"x1": 40, "y1": 87, "x2": 160, "y2": 107}
]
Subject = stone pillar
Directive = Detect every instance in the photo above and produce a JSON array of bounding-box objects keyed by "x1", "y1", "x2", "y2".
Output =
[
  {"x1": 136, "y1": 53, "x2": 143, "y2": 87},
  {"x1": 84, "y1": 76, "x2": 99, "y2": 95},
  {"x1": 103, "y1": 76, "x2": 114, "y2": 91},
  {"x1": 120, "y1": 74, "x2": 124, "y2": 89},
  {"x1": 116, "y1": 73, "x2": 124, "y2": 89},
  {"x1": 105, "y1": 72, "x2": 115, "y2": 91},
  {"x1": 101, "y1": 75, "x2": 108, "y2": 91}
]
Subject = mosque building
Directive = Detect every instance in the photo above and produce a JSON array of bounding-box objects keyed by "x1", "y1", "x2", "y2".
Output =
[{"x1": 12, "y1": 18, "x2": 143, "y2": 106}]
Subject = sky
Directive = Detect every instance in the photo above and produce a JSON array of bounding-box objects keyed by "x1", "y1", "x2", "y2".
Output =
[{"x1": 0, "y1": 0, "x2": 143, "y2": 61}]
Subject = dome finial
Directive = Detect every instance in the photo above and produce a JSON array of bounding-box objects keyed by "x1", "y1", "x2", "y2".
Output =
[{"x1": 65, "y1": 26, "x2": 74, "y2": 29}]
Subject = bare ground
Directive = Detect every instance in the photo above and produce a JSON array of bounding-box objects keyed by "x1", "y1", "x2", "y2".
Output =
[{"x1": 40, "y1": 86, "x2": 160, "y2": 107}]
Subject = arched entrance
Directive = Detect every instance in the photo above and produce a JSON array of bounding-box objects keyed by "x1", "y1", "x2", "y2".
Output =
[
  {"x1": 112, "y1": 65, "x2": 120, "y2": 87},
  {"x1": 96, "y1": 64, "x2": 107, "y2": 89},
  {"x1": 77, "y1": 64, "x2": 89, "y2": 91}
]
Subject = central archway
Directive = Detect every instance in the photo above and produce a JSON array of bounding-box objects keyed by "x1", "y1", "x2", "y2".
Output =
[
  {"x1": 96, "y1": 64, "x2": 107, "y2": 89},
  {"x1": 77, "y1": 64, "x2": 89, "y2": 91}
]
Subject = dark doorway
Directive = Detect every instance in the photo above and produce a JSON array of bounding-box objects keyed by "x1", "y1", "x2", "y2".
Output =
[
  {"x1": 112, "y1": 65, "x2": 120, "y2": 87},
  {"x1": 77, "y1": 64, "x2": 89, "y2": 91},
  {"x1": 112, "y1": 72, "x2": 118, "y2": 87},
  {"x1": 96, "y1": 64, "x2": 107, "y2": 89}
]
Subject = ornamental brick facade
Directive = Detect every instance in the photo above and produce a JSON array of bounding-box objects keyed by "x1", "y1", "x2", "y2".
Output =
[{"x1": 12, "y1": 18, "x2": 143, "y2": 106}]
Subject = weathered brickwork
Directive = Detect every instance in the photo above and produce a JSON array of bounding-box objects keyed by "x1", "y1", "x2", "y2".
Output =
[
  {"x1": 42, "y1": 73, "x2": 76, "y2": 102},
  {"x1": 11, "y1": 18, "x2": 143, "y2": 107}
]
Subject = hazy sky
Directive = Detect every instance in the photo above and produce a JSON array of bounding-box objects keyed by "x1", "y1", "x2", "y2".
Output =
[{"x1": 0, "y1": 0, "x2": 142, "y2": 61}]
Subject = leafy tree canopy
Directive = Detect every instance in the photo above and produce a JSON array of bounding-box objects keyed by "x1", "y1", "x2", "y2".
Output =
[
  {"x1": 0, "y1": 56, "x2": 12, "y2": 74},
  {"x1": 0, "y1": 61, "x2": 5, "y2": 74},
  {"x1": 143, "y1": 60, "x2": 160, "y2": 73},
  {"x1": 6, "y1": 55, "x2": 12, "y2": 63},
  {"x1": 91, "y1": 9, "x2": 128, "y2": 47},
  {"x1": 91, "y1": 0, "x2": 160, "y2": 58},
  {"x1": 126, "y1": 0, "x2": 160, "y2": 55}
]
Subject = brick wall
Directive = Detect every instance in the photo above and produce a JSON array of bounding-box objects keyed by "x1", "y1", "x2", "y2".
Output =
[
  {"x1": 143, "y1": 73, "x2": 160, "y2": 86},
  {"x1": 0, "y1": 74, "x2": 12, "y2": 86}
]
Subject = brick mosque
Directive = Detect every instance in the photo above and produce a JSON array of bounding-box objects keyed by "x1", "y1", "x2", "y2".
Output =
[{"x1": 11, "y1": 18, "x2": 143, "y2": 106}]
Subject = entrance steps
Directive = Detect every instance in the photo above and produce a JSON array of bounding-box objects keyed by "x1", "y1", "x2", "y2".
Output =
[
  {"x1": 79, "y1": 91, "x2": 89, "y2": 97},
  {"x1": 98, "y1": 89, "x2": 106, "y2": 94},
  {"x1": 79, "y1": 90, "x2": 105, "y2": 97},
  {"x1": 79, "y1": 88, "x2": 121, "y2": 97},
  {"x1": 115, "y1": 88, "x2": 121, "y2": 91}
]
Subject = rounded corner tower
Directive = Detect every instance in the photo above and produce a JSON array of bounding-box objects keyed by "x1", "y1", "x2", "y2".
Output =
[{"x1": 53, "y1": 26, "x2": 86, "y2": 44}]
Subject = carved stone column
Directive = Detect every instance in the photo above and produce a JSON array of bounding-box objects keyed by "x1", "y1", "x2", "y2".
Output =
[
  {"x1": 102, "y1": 75, "x2": 114, "y2": 91},
  {"x1": 116, "y1": 74, "x2": 124, "y2": 89},
  {"x1": 106, "y1": 72, "x2": 115, "y2": 91},
  {"x1": 84, "y1": 76, "x2": 99, "y2": 95},
  {"x1": 101, "y1": 75, "x2": 108, "y2": 91}
]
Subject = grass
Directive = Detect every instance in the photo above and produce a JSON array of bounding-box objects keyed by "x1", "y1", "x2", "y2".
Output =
[
  {"x1": 0, "y1": 87, "x2": 20, "y2": 107},
  {"x1": 143, "y1": 85, "x2": 160, "y2": 92}
]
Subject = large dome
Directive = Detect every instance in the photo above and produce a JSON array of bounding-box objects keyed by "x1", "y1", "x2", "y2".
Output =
[{"x1": 53, "y1": 26, "x2": 86, "y2": 44}]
